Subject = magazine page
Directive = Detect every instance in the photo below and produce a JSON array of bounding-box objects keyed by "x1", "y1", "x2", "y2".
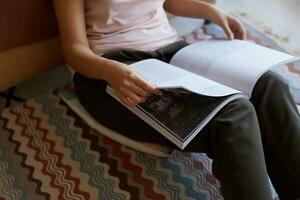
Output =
[
  {"x1": 130, "y1": 59, "x2": 242, "y2": 97},
  {"x1": 170, "y1": 39, "x2": 298, "y2": 96},
  {"x1": 138, "y1": 91, "x2": 230, "y2": 141},
  {"x1": 106, "y1": 85, "x2": 247, "y2": 149}
]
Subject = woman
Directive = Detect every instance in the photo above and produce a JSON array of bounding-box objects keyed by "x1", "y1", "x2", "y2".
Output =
[{"x1": 53, "y1": 0, "x2": 300, "y2": 199}]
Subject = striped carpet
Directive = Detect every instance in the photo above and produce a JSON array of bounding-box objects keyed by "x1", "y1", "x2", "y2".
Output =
[{"x1": 0, "y1": 93, "x2": 225, "y2": 200}]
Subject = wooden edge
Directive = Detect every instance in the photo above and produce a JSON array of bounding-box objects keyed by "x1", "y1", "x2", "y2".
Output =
[{"x1": 0, "y1": 37, "x2": 65, "y2": 91}]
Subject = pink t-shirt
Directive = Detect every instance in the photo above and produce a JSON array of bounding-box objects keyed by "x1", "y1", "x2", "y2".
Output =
[{"x1": 85, "y1": 0, "x2": 178, "y2": 55}]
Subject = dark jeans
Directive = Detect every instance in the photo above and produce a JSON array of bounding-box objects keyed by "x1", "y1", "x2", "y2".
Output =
[{"x1": 73, "y1": 41, "x2": 300, "y2": 200}]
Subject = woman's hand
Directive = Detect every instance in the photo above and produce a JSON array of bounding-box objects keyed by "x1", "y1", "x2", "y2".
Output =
[
  {"x1": 164, "y1": 0, "x2": 246, "y2": 40},
  {"x1": 210, "y1": 10, "x2": 247, "y2": 40},
  {"x1": 104, "y1": 62, "x2": 161, "y2": 107}
]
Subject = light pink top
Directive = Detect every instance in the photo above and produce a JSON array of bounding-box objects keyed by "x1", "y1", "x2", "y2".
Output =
[{"x1": 85, "y1": 0, "x2": 178, "y2": 55}]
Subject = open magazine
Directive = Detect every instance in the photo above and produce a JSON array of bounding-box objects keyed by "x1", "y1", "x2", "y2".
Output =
[{"x1": 106, "y1": 39, "x2": 298, "y2": 149}]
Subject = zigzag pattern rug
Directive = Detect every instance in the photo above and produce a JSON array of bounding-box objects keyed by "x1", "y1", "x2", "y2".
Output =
[
  {"x1": 1, "y1": 22, "x2": 298, "y2": 200},
  {"x1": 0, "y1": 93, "x2": 225, "y2": 200}
]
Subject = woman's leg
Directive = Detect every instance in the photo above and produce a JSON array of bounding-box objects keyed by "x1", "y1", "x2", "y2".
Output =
[
  {"x1": 74, "y1": 71, "x2": 274, "y2": 199},
  {"x1": 250, "y1": 72, "x2": 300, "y2": 200},
  {"x1": 73, "y1": 42, "x2": 275, "y2": 199},
  {"x1": 185, "y1": 98, "x2": 273, "y2": 200}
]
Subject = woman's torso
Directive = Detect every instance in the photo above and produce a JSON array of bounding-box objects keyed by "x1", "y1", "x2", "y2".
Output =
[{"x1": 85, "y1": 0, "x2": 178, "y2": 55}]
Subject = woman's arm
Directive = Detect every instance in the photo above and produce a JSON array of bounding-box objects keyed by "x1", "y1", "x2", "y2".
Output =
[
  {"x1": 53, "y1": 0, "x2": 160, "y2": 106},
  {"x1": 53, "y1": 0, "x2": 113, "y2": 80},
  {"x1": 164, "y1": 0, "x2": 218, "y2": 20},
  {"x1": 164, "y1": 0, "x2": 246, "y2": 40}
]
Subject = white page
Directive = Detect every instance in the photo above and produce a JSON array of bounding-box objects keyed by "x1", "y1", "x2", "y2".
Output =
[
  {"x1": 131, "y1": 59, "x2": 242, "y2": 97},
  {"x1": 170, "y1": 39, "x2": 298, "y2": 96}
]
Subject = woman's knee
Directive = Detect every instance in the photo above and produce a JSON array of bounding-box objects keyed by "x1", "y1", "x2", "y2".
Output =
[
  {"x1": 214, "y1": 98, "x2": 260, "y2": 130},
  {"x1": 261, "y1": 71, "x2": 287, "y2": 82},
  {"x1": 216, "y1": 98, "x2": 257, "y2": 125},
  {"x1": 211, "y1": 98, "x2": 261, "y2": 147},
  {"x1": 256, "y1": 71, "x2": 289, "y2": 92},
  {"x1": 251, "y1": 71, "x2": 292, "y2": 107}
]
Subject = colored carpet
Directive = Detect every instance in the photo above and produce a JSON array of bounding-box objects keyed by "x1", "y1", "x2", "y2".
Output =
[{"x1": 0, "y1": 92, "x2": 225, "y2": 200}]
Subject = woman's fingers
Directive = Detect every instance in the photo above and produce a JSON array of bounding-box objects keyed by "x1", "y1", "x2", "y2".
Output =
[
  {"x1": 125, "y1": 89, "x2": 147, "y2": 104},
  {"x1": 111, "y1": 67, "x2": 164, "y2": 106},
  {"x1": 229, "y1": 17, "x2": 246, "y2": 40},
  {"x1": 223, "y1": 23, "x2": 234, "y2": 40},
  {"x1": 240, "y1": 27, "x2": 247, "y2": 40},
  {"x1": 118, "y1": 89, "x2": 147, "y2": 107},
  {"x1": 127, "y1": 81, "x2": 151, "y2": 97},
  {"x1": 117, "y1": 91, "x2": 136, "y2": 107},
  {"x1": 233, "y1": 20, "x2": 246, "y2": 40},
  {"x1": 130, "y1": 73, "x2": 162, "y2": 95},
  {"x1": 119, "y1": 87, "x2": 147, "y2": 105}
]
